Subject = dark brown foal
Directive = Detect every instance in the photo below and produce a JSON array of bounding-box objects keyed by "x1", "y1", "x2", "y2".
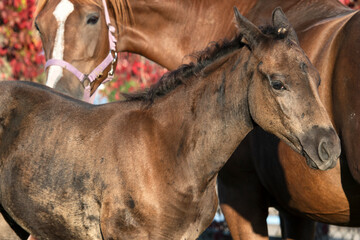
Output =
[{"x1": 34, "y1": 0, "x2": 360, "y2": 239}]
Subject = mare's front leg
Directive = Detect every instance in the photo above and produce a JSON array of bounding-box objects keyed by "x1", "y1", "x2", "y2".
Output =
[
  {"x1": 279, "y1": 210, "x2": 316, "y2": 240},
  {"x1": 218, "y1": 135, "x2": 270, "y2": 240}
]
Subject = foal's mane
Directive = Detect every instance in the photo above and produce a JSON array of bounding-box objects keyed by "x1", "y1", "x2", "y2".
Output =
[
  {"x1": 123, "y1": 34, "x2": 245, "y2": 103},
  {"x1": 124, "y1": 25, "x2": 288, "y2": 103},
  {"x1": 35, "y1": 0, "x2": 133, "y2": 25}
]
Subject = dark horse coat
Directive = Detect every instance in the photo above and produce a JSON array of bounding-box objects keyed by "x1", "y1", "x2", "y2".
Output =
[
  {"x1": 0, "y1": 9, "x2": 340, "y2": 240},
  {"x1": 34, "y1": 0, "x2": 360, "y2": 238}
]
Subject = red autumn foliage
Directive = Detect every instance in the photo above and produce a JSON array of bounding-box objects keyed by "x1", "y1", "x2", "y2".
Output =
[
  {"x1": 0, "y1": 0, "x2": 45, "y2": 82},
  {"x1": 339, "y1": 0, "x2": 360, "y2": 9}
]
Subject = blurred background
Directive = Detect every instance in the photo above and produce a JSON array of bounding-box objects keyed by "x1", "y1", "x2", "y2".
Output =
[{"x1": 0, "y1": 0, "x2": 359, "y2": 239}]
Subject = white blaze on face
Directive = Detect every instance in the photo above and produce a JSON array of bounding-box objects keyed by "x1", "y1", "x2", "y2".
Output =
[{"x1": 46, "y1": 0, "x2": 74, "y2": 88}]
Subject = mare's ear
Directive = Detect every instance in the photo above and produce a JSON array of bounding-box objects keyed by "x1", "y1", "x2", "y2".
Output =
[
  {"x1": 272, "y1": 7, "x2": 299, "y2": 45},
  {"x1": 233, "y1": 7, "x2": 263, "y2": 50}
]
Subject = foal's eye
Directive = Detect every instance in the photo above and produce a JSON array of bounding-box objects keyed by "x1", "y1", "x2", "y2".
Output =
[
  {"x1": 87, "y1": 15, "x2": 99, "y2": 25},
  {"x1": 271, "y1": 81, "x2": 286, "y2": 91}
]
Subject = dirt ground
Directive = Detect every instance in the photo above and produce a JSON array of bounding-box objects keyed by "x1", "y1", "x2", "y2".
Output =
[{"x1": 0, "y1": 215, "x2": 19, "y2": 240}]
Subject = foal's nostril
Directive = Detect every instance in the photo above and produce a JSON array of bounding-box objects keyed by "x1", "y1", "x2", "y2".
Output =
[
  {"x1": 301, "y1": 127, "x2": 340, "y2": 170},
  {"x1": 318, "y1": 139, "x2": 330, "y2": 162}
]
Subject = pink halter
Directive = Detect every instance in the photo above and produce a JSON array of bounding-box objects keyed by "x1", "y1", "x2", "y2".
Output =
[{"x1": 45, "y1": 0, "x2": 117, "y2": 103}]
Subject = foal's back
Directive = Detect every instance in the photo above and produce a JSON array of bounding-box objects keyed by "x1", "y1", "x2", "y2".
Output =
[{"x1": 0, "y1": 81, "x2": 134, "y2": 239}]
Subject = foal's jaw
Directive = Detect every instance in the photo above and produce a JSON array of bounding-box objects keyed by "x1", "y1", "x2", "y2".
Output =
[
  {"x1": 270, "y1": 87, "x2": 341, "y2": 171},
  {"x1": 268, "y1": 122, "x2": 340, "y2": 171}
]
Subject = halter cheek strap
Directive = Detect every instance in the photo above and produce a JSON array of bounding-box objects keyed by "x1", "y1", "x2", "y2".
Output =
[{"x1": 45, "y1": 0, "x2": 117, "y2": 103}]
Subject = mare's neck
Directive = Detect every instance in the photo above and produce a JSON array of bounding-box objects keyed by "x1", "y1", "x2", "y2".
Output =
[
  {"x1": 117, "y1": 0, "x2": 350, "y2": 70},
  {"x1": 117, "y1": 0, "x2": 257, "y2": 70}
]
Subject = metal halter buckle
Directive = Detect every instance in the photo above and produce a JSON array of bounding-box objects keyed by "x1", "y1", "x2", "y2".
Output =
[
  {"x1": 81, "y1": 74, "x2": 91, "y2": 88},
  {"x1": 108, "y1": 51, "x2": 118, "y2": 76}
]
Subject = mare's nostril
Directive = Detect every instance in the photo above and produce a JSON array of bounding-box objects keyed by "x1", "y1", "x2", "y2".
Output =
[{"x1": 318, "y1": 139, "x2": 330, "y2": 162}]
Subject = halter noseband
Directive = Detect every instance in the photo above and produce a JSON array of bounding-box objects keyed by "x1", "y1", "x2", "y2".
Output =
[{"x1": 45, "y1": 0, "x2": 117, "y2": 102}]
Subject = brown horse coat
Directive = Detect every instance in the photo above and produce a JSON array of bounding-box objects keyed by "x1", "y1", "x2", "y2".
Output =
[
  {"x1": 32, "y1": 0, "x2": 360, "y2": 239},
  {"x1": 0, "y1": 9, "x2": 340, "y2": 239}
]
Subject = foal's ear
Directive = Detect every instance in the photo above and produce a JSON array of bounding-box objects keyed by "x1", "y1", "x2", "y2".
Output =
[
  {"x1": 233, "y1": 7, "x2": 263, "y2": 50},
  {"x1": 272, "y1": 7, "x2": 299, "y2": 45}
]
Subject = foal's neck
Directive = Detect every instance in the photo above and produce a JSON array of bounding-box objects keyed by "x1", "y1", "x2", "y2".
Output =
[{"x1": 151, "y1": 50, "x2": 254, "y2": 188}]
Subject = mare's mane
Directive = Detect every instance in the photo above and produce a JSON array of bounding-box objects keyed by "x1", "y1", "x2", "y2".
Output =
[
  {"x1": 35, "y1": 0, "x2": 133, "y2": 26},
  {"x1": 124, "y1": 25, "x2": 288, "y2": 103}
]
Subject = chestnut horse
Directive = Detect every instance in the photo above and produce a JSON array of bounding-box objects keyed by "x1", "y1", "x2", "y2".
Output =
[
  {"x1": 0, "y1": 9, "x2": 341, "y2": 239},
  {"x1": 35, "y1": 0, "x2": 132, "y2": 100},
  {"x1": 33, "y1": 0, "x2": 360, "y2": 239}
]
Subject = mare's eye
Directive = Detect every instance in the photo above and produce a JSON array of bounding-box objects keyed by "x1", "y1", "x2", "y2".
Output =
[
  {"x1": 87, "y1": 15, "x2": 99, "y2": 25},
  {"x1": 316, "y1": 76, "x2": 321, "y2": 88},
  {"x1": 271, "y1": 81, "x2": 286, "y2": 91},
  {"x1": 34, "y1": 21, "x2": 41, "y2": 33}
]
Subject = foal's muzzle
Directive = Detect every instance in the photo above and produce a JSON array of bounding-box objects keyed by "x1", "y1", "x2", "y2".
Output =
[{"x1": 301, "y1": 126, "x2": 341, "y2": 171}]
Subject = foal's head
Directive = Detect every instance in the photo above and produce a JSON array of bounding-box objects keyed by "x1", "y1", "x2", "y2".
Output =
[
  {"x1": 236, "y1": 8, "x2": 341, "y2": 170},
  {"x1": 35, "y1": 0, "x2": 131, "y2": 99}
]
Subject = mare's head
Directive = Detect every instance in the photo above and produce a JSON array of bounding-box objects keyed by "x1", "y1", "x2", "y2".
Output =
[
  {"x1": 35, "y1": 0, "x2": 131, "y2": 99},
  {"x1": 236, "y1": 7, "x2": 341, "y2": 170}
]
